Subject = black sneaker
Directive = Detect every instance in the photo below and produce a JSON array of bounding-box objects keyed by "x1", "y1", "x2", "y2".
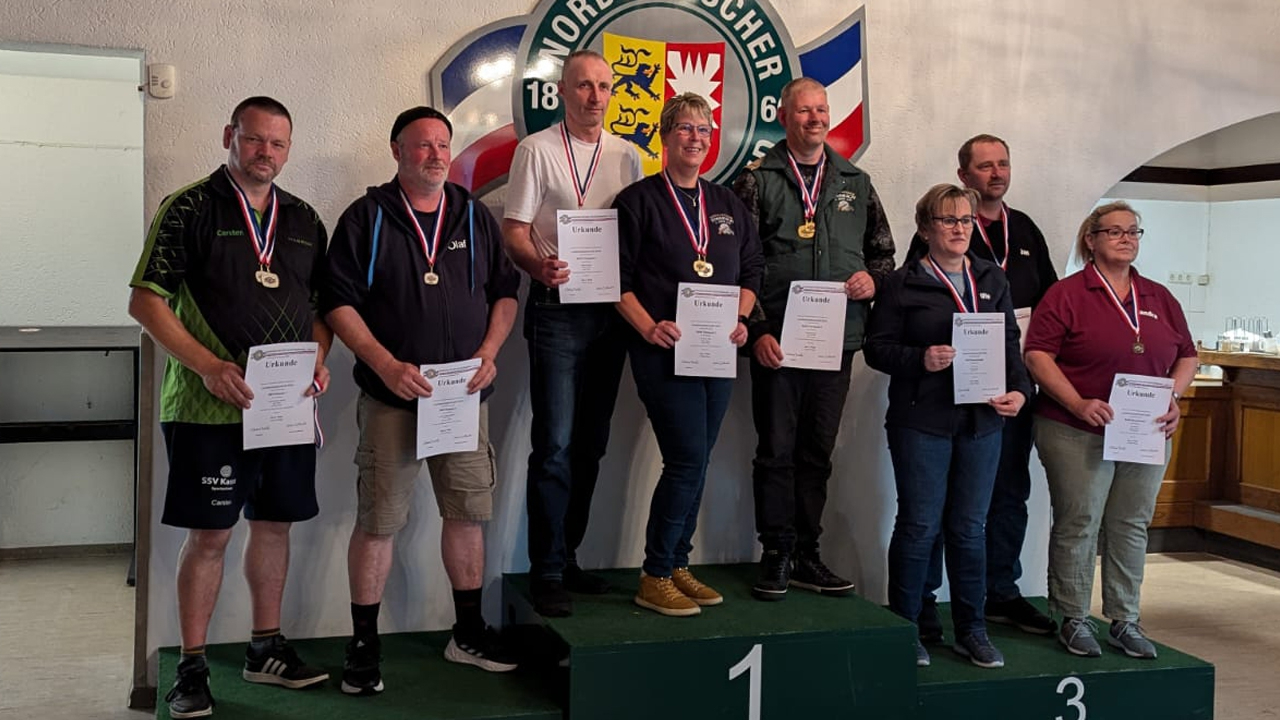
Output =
[
  {"x1": 341, "y1": 636, "x2": 384, "y2": 696},
  {"x1": 444, "y1": 625, "x2": 519, "y2": 672},
  {"x1": 919, "y1": 598, "x2": 945, "y2": 644},
  {"x1": 242, "y1": 634, "x2": 328, "y2": 690},
  {"x1": 165, "y1": 656, "x2": 214, "y2": 719},
  {"x1": 789, "y1": 552, "x2": 855, "y2": 596},
  {"x1": 563, "y1": 564, "x2": 612, "y2": 594},
  {"x1": 531, "y1": 577, "x2": 573, "y2": 617},
  {"x1": 986, "y1": 596, "x2": 1057, "y2": 635},
  {"x1": 751, "y1": 550, "x2": 790, "y2": 601}
]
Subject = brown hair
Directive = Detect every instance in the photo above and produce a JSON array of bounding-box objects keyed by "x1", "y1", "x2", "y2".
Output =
[
  {"x1": 914, "y1": 184, "x2": 979, "y2": 237},
  {"x1": 957, "y1": 133, "x2": 1008, "y2": 170},
  {"x1": 230, "y1": 96, "x2": 292, "y2": 130}
]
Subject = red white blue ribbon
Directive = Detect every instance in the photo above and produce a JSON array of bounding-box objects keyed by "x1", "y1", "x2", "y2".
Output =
[
  {"x1": 926, "y1": 254, "x2": 978, "y2": 313},
  {"x1": 974, "y1": 203, "x2": 1009, "y2": 270},
  {"x1": 786, "y1": 150, "x2": 825, "y2": 223},
  {"x1": 224, "y1": 167, "x2": 278, "y2": 269},
  {"x1": 1090, "y1": 262, "x2": 1141, "y2": 341},
  {"x1": 661, "y1": 171, "x2": 709, "y2": 259},
  {"x1": 399, "y1": 188, "x2": 446, "y2": 272},
  {"x1": 560, "y1": 122, "x2": 602, "y2": 208}
]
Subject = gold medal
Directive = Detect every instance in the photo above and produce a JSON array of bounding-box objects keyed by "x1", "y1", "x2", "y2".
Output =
[
  {"x1": 1133, "y1": 342, "x2": 1144, "y2": 354},
  {"x1": 693, "y1": 259, "x2": 714, "y2": 278},
  {"x1": 424, "y1": 271, "x2": 440, "y2": 286},
  {"x1": 254, "y1": 270, "x2": 266, "y2": 283},
  {"x1": 797, "y1": 220, "x2": 816, "y2": 239},
  {"x1": 259, "y1": 271, "x2": 280, "y2": 289}
]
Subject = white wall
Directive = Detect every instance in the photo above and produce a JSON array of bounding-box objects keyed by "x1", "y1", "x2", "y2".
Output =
[
  {"x1": 5, "y1": 0, "x2": 1280, "y2": 681},
  {"x1": 0, "y1": 351, "x2": 136, "y2": 548},
  {"x1": 1204, "y1": 197, "x2": 1280, "y2": 343},
  {"x1": 0, "y1": 48, "x2": 143, "y2": 327}
]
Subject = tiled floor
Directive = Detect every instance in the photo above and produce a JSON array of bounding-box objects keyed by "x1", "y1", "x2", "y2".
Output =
[{"x1": 0, "y1": 551, "x2": 1276, "y2": 719}]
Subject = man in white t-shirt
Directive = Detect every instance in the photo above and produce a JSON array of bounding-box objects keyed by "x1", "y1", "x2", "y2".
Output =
[{"x1": 502, "y1": 49, "x2": 644, "y2": 617}]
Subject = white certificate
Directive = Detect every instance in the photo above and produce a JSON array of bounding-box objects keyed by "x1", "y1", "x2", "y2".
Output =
[
  {"x1": 417, "y1": 358, "x2": 482, "y2": 459},
  {"x1": 780, "y1": 281, "x2": 847, "y2": 371},
  {"x1": 1014, "y1": 307, "x2": 1032, "y2": 352},
  {"x1": 556, "y1": 209, "x2": 620, "y2": 304},
  {"x1": 952, "y1": 313, "x2": 1006, "y2": 404},
  {"x1": 674, "y1": 282, "x2": 740, "y2": 378},
  {"x1": 1104, "y1": 373, "x2": 1173, "y2": 465},
  {"x1": 242, "y1": 342, "x2": 318, "y2": 450}
]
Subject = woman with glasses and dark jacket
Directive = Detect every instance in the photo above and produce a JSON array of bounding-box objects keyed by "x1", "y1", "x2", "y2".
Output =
[
  {"x1": 1024, "y1": 201, "x2": 1196, "y2": 660},
  {"x1": 864, "y1": 184, "x2": 1030, "y2": 669}
]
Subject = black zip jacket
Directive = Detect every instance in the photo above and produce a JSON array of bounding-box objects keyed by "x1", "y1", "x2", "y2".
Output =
[
  {"x1": 321, "y1": 178, "x2": 519, "y2": 409},
  {"x1": 863, "y1": 257, "x2": 1031, "y2": 437}
]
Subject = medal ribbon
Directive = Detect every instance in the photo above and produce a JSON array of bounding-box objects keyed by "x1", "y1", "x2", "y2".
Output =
[
  {"x1": 974, "y1": 203, "x2": 1010, "y2": 270},
  {"x1": 1090, "y1": 262, "x2": 1141, "y2": 342},
  {"x1": 926, "y1": 254, "x2": 978, "y2": 313},
  {"x1": 662, "y1": 172, "x2": 709, "y2": 259},
  {"x1": 785, "y1": 151, "x2": 825, "y2": 223},
  {"x1": 560, "y1": 122, "x2": 602, "y2": 208},
  {"x1": 399, "y1": 188, "x2": 446, "y2": 272},
  {"x1": 225, "y1": 168, "x2": 278, "y2": 270}
]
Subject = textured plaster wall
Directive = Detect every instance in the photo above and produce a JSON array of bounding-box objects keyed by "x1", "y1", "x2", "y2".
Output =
[{"x1": 4, "y1": 0, "x2": 1280, "y2": 680}]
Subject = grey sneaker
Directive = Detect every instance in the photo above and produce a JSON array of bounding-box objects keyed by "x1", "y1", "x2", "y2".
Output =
[
  {"x1": 1059, "y1": 617, "x2": 1102, "y2": 657},
  {"x1": 952, "y1": 629, "x2": 1005, "y2": 668},
  {"x1": 1108, "y1": 620, "x2": 1158, "y2": 659},
  {"x1": 914, "y1": 639, "x2": 931, "y2": 667}
]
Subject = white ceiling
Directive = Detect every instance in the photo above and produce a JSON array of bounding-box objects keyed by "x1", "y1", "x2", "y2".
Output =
[{"x1": 1146, "y1": 112, "x2": 1280, "y2": 169}]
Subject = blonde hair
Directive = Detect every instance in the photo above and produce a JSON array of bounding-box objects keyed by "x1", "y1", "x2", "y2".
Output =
[
  {"x1": 1075, "y1": 201, "x2": 1141, "y2": 263},
  {"x1": 779, "y1": 77, "x2": 826, "y2": 110},
  {"x1": 914, "y1": 184, "x2": 979, "y2": 237},
  {"x1": 659, "y1": 93, "x2": 713, "y2": 139}
]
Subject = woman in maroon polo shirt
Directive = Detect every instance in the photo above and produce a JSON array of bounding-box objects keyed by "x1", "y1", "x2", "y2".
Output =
[{"x1": 1024, "y1": 201, "x2": 1198, "y2": 660}]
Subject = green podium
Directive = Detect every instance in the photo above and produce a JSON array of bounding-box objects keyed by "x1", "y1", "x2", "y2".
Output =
[
  {"x1": 153, "y1": 564, "x2": 1215, "y2": 719},
  {"x1": 504, "y1": 564, "x2": 919, "y2": 720}
]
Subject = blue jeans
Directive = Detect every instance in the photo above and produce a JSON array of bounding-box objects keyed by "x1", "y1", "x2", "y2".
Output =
[
  {"x1": 887, "y1": 424, "x2": 1000, "y2": 636},
  {"x1": 923, "y1": 400, "x2": 1036, "y2": 605},
  {"x1": 524, "y1": 292, "x2": 627, "y2": 579},
  {"x1": 629, "y1": 342, "x2": 733, "y2": 577}
]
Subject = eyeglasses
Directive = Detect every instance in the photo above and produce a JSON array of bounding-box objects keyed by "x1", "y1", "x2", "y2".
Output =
[
  {"x1": 1093, "y1": 227, "x2": 1145, "y2": 240},
  {"x1": 932, "y1": 215, "x2": 975, "y2": 229},
  {"x1": 672, "y1": 122, "x2": 713, "y2": 138}
]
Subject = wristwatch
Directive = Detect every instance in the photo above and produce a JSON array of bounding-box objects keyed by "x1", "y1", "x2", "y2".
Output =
[{"x1": 738, "y1": 315, "x2": 750, "y2": 325}]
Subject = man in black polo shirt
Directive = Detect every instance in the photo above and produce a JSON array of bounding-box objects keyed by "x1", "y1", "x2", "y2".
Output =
[
  {"x1": 323, "y1": 107, "x2": 521, "y2": 695},
  {"x1": 129, "y1": 96, "x2": 331, "y2": 719},
  {"x1": 907, "y1": 134, "x2": 1060, "y2": 642}
]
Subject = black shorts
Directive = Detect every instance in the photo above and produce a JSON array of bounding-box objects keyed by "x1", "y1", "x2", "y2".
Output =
[{"x1": 160, "y1": 422, "x2": 318, "y2": 529}]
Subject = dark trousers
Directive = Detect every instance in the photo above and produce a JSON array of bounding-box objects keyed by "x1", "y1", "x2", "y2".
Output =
[
  {"x1": 888, "y1": 425, "x2": 1001, "y2": 636},
  {"x1": 924, "y1": 400, "x2": 1035, "y2": 604},
  {"x1": 524, "y1": 291, "x2": 627, "y2": 580},
  {"x1": 749, "y1": 350, "x2": 855, "y2": 554},
  {"x1": 629, "y1": 342, "x2": 733, "y2": 577}
]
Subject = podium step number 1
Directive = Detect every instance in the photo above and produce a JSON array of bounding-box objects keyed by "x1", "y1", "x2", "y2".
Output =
[{"x1": 728, "y1": 643, "x2": 763, "y2": 720}]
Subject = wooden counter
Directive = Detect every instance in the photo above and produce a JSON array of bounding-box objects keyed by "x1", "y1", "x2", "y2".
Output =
[
  {"x1": 1154, "y1": 382, "x2": 1231, "y2": 527},
  {"x1": 1180, "y1": 350, "x2": 1280, "y2": 548}
]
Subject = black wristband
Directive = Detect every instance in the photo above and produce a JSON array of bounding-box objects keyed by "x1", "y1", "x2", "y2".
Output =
[{"x1": 738, "y1": 315, "x2": 750, "y2": 325}]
